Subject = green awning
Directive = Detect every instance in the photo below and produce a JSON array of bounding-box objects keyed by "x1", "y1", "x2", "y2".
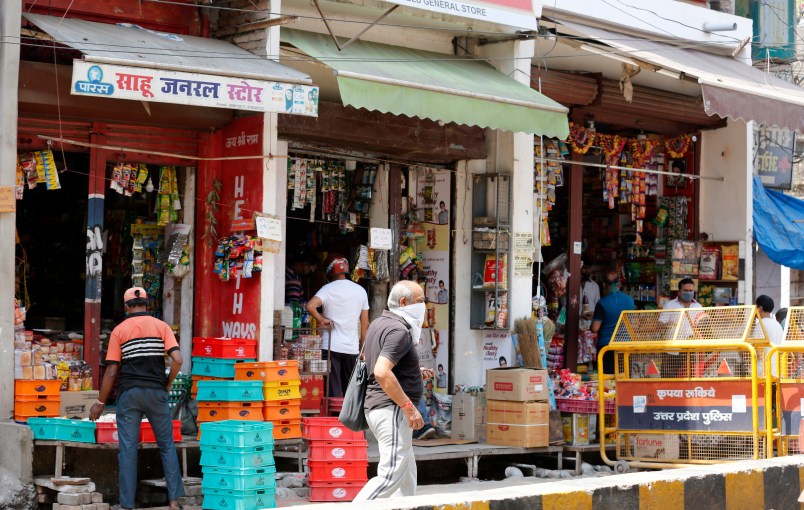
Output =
[{"x1": 282, "y1": 30, "x2": 569, "y2": 138}]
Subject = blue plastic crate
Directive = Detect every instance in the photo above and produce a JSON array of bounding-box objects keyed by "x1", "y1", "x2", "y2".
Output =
[
  {"x1": 196, "y1": 381, "x2": 264, "y2": 402},
  {"x1": 201, "y1": 466, "x2": 277, "y2": 491},
  {"x1": 200, "y1": 421, "x2": 274, "y2": 448},
  {"x1": 201, "y1": 488, "x2": 276, "y2": 510},
  {"x1": 200, "y1": 445, "x2": 275, "y2": 469},
  {"x1": 191, "y1": 357, "x2": 255, "y2": 379},
  {"x1": 28, "y1": 418, "x2": 96, "y2": 443}
]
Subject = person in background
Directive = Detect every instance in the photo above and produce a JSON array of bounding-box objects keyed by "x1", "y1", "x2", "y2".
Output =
[
  {"x1": 437, "y1": 201, "x2": 449, "y2": 225},
  {"x1": 89, "y1": 287, "x2": 184, "y2": 510},
  {"x1": 306, "y1": 257, "x2": 370, "y2": 397},
  {"x1": 580, "y1": 255, "x2": 601, "y2": 319},
  {"x1": 437, "y1": 280, "x2": 448, "y2": 304},
  {"x1": 776, "y1": 307, "x2": 789, "y2": 331},
  {"x1": 591, "y1": 272, "x2": 635, "y2": 374},
  {"x1": 285, "y1": 259, "x2": 304, "y2": 305},
  {"x1": 757, "y1": 295, "x2": 784, "y2": 377},
  {"x1": 354, "y1": 281, "x2": 433, "y2": 500},
  {"x1": 662, "y1": 278, "x2": 702, "y2": 312}
]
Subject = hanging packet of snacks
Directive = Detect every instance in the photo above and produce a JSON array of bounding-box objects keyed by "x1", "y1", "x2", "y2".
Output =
[
  {"x1": 157, "y1": 166, "x2": 180, "y2": 225},
  {"x1": 33, "y1": 151, "x2": 47, "y2": 184},
  {"x1": 15, "y1": 160, "x2": 25, "y2": 199},
  {"x1": 111, "y1": 163, "x2": 124, "y2": 193},
  {"x1": 40, "y1": 150, "x2": 60, "y2": 190}
]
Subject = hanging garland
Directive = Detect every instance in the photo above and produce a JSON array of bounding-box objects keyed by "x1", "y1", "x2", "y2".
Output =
[
  {"x1": 630, "y1": 138, "x2": 658, "y2": 167},
  {"x1": 568, "y1": 122, "x2": 596, "y2": 154},
  {"x1": 597, "y1": 133, "x2": 628, "y2": 159},
  {"x1": 665, "y1": 134, "x2": 692, "y2": 159}
]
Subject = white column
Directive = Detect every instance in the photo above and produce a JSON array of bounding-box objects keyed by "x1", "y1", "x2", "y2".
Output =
[
  {"x1": 0, "y1": 1, "x2": 21, "y2": 420},
  {"x1": 180, "y1": 168, "x2": 196, "y2": 373}
]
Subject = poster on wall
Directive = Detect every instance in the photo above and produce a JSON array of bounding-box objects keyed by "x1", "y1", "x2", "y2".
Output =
[
  {"x1": 481, "y1": 331, "x2": 515, "y2": 384},
  {"x1": 415, "y1": 167, "x2": 451, "y2": 393}
]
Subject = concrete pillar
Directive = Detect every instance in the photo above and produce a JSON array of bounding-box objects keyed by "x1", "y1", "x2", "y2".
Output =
[
  {"x1": 369, "y1": 163, "x2": 391, "y2": 320},
  {"x1": 0, "y1": 1, "x2": 21, "y2": 421}
]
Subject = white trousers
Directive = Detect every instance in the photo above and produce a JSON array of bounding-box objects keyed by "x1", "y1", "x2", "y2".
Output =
[{"x1": 353, "y1": 406, "x2": 417, "y2": 501}]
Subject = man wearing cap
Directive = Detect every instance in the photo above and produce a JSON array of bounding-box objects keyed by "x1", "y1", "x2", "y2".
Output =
[
  {"x1": 306, "y1": 257, "x2": 370, "y2": 397},
  {"x1": 89, "y1": 287, "x2": 184, "y2": 510}
]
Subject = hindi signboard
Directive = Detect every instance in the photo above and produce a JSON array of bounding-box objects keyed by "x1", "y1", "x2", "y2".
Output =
[
  {"x1": 71, "y1": 60, "x2": 319, "y2": 116},
  {"x1": 754, "y1": 125, "x2": 795, "y2": 190}
]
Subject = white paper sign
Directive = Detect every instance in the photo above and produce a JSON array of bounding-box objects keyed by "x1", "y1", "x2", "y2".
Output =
[
  {"x1": 732, "y1": 395, "x2": 746, "y2": 413},
  {"x1": 633, "y1": 395, "x2": 647, "y2": 414},
  {"x1": 370, "y1": 228, "x2": 393, "y2": 250},
  {"x1": 255, "y1": 215, "x2": 282, "y2": 241}
]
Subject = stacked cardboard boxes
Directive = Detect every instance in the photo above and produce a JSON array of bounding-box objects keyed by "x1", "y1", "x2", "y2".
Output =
[
  {"x1": 485, "y1": 368, "x2": 550, "y2": 447},
  {"x1": 452, "y1": 390, "x2": 486, "y2": 442}
]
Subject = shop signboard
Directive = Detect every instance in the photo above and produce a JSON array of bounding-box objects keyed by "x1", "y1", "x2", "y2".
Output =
[
  {"x1": 617, "y1": 380, "x2": 765, "y2": 432},
  {"x1": 778, "y1": 384, "x2": 804, "y2": 435},
  {"x1": 381, "y1": 0, "x2": 539, "y2": 30},
  {"x1": 194, "y1": 115, "x2": 264, "y2": 340},
  {"x1": 71, "y1": 60, "x2": 319, "y2": 116},
  {"x1": 754, "y1": 124, "x2": 796, "y2": 191}
]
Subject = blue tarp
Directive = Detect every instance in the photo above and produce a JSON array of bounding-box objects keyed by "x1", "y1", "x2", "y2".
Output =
[{"x1": 753, "y1": 175, "x2": 804, "y2": 270}]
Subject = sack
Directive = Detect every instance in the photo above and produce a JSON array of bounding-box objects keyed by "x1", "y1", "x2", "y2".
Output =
[
  {"x1": 170, "y1": 397, "x2": 198, "y2": 436},
  {"x1": 339, "y1": 358, "x2": 369, "y2": 432}
]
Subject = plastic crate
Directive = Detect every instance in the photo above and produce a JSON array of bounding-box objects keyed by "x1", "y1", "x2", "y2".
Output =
[
  {"x1": 201, "y1": 466, "x2": 277, "y2": 491},
  {"x1": 321, "y1": 397, "x2": 343, "y2": 417},
  {"x1": 95, "y1": 422, "x2": 119, "y2": 443},
  {"x1": 307, "y1": 461, "x2": 368, "y2": 482},
  {"x1": 303, "y1": 418, "x2": 365, "y2": 442},
  {"x1": 191, "y1": 357, "x2": 248, "y2": 379},
  {"x1": 262, "y1": 400, "x2": 301, "y2": 421},
  {"x1": 197, "y1": 402, "x2": 263, "y2": 422},
  {"x1": 235, "y1": 360, "x2": 300, "y2": 382},
  {"x1": 555, "y1": 398, "x2": 616, "y2": 415},
  {"x1": 140, "y1": 420, "x2": 183, "y2": 443},
  {"x1": 201, "y1": 488, "x2": 276, "y2": 510},
  {"x1": 268, "y1": 419, "x2": 301, "y2": 440},
  {"x1": 199, "y1": 445, "x2": 275, "y2": 469},
  {"x1": 14, "y1": 380, "x2": 62, "y2": 399},
  {"x1": 28, "y1": 418, "x2": 96, "y2": 443},
  {"x1": 191, "y1": 376, "x2": 226, "y2": 398},
  {"x1": 196, "y1": 381, "x2": 264, "y2": 402},
  {"x1": 200, "y1": 421, "x2": 274, "y2": 448},
  {"x1": 262, "y1": 381, "x2": 301, "y2": 401},
  {"x1": 307, "y1": 441, "x2": 368, "y2": 462},
  {"x1": 192, "y1": 337, "x2": 257, "y2": 359},
  {"x1": 307, "y1": 481, "x2": 364, "y2": 502},
  {"x1": 14, "y1": 399, "x2": 60, "y2": 420}
]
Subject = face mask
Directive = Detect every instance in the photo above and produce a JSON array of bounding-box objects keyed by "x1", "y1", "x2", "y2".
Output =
[
  {"x1": 394, "y1": 302, "x2": 426, "y2": 345},
  {"x1": 680, "y1": 291, "x2": 695, "y2": 303}
]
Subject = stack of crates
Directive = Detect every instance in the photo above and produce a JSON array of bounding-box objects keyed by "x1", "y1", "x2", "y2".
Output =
[
  {"x1": 200, "y1": 420, "x2": 277, "y2": 509},
  {"x1": 238, "y1": 360, "x2": 302, "y2": 440},
  {"x1": 14, "y1": 380, "x2": 61, "y2": 422},
  {"x1": 169, "y1": 374, "x2": 192, "y2": 410},
  {"x1": 192, "y1": 337, "x2": 262, "y2": 423},
  {"x1": 303, "y1": 417, "x2": 368, "y2": 502}
]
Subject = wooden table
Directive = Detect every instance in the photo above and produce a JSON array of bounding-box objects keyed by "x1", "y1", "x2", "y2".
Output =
[{"x1": 561, "y1": 444, "x2": 616, "y2": 475}]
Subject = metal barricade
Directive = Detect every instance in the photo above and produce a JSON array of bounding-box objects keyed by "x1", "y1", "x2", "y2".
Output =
[
  {"x1": 598, "y1": 306, "x2": 770, "y2": 472},
  {"x1": 767, "y1": 306, "x2": 804, "y2": 456}
]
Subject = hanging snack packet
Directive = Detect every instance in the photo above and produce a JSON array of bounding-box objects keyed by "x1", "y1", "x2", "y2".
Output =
[
  {"x1": 111, "y1": 163, "x2": 124, "y2": 193},
  {"x1": 40, "y1": 150, "x2": 61, "y2": 190},
  {"x1": 33, "y1": 151, "x2": 46, "y2": 183},
  {"x1": 15, "y1": 159, "x2": 25, "y2": 199}
]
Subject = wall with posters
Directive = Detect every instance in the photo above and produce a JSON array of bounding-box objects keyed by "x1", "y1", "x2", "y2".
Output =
[
  {"x1": 194, "y1": 115, "x2": 264, "y2": 340},
  {"x1": 416, "y1": 168, "x2": 451, "y2": 393}
]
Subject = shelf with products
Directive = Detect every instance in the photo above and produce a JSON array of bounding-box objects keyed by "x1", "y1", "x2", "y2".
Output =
[
  {"x1": 469, "y1": 174, "x2": 512, "y2": 331},
  {"x1": 697, "y1": 240, "x2": 743, "y2": 306}
]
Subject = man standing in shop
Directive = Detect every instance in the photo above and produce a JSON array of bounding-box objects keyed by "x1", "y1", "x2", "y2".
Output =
[
  {"x1": 580, "y1": 255, "x2": 600, "y2": 319},
  {"x1": 89, "y1": 287, "x2": 184, "y2": 510},
  {"x1": 354, "y1": 280, "x2": 433, "y2": 501},
  {"x1": 591, "y1": 272, "x2": 635, "y2": 374},
  {"x1": 306, "y1": 257, "x2": 370, "y2": 397},
  {"x1": 662, "y1": 278, "x2": 703, "y2": 313}
]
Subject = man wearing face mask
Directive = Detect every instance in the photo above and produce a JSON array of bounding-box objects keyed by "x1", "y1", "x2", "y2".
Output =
[
  {"x1": 354, "y1": 280, "x2": 434, "y2": 501},
  {"x1": 591, "y1": 272, "x2": 635, "y2": 374},
  {"x1": 663, "y1": 278, "x2": 702, "y2": 312}
]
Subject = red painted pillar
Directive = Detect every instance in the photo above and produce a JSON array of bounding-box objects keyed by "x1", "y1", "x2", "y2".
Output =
[{"x1": 85, "y1": 124, "x2": 106, "y2": 388}]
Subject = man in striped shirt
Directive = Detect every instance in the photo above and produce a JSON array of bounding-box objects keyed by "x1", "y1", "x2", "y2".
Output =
[{"x1": 89, "y1": 287, "x2": 184, "y2": 510}]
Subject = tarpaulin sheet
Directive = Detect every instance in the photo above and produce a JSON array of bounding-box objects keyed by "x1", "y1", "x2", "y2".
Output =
[{"x1": 753, "y1": 175, "x2": 804, "y2": 269}]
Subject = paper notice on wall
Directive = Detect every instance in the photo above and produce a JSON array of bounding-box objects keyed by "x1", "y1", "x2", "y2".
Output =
[
  {"x1": 633, "y1": 396, "x2": 647, "y2": 414},
  {"x1": 513, "y1": 232, "x2": 534, "y2": 255},
  {"x1": 370, "y1": 228, "x2": 393, "y2": 250},
  {"x1": 513, "y1": 255, "x2": 534, "y2": 278},
  {"x1": 0, "y1": 186, "x2": 16, "y2": 212}
]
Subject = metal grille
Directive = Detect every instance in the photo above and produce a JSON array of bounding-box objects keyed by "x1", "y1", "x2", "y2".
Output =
[
  {"x1": 616, "y1": 349, "x2": 760, "y2": 379},
  {"x1": 784, "y1": 307, "x2": 804, "y2": 342},
  {"x1": 611, "y1": 307, "x2": 768, "y2": 346},
  {"x1": 617, "y1": 432, "x2": 766, "y2": 462},
  {"x1": 781, "y1": 437, "x2": 800, "y2": 456}
]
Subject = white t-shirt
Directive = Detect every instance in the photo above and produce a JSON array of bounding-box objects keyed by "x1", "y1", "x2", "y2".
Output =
[
  {"x1": 582, "y1": 280, "x2": 601, "y2": 312},
  {"x1": 315, "y1": 279, "x2": 369, "y2": 355},
  {"x1": 659, "y1": 298, "x2": 704, "y2": 341},
  {"x1": 762, "y1": 317, "x2": 784, "y2": 377}
]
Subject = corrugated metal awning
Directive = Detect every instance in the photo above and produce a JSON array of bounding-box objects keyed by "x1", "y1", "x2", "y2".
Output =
[
  {"x1": 24, "y1": 13, "x2": 311, "y2": 85},
  {"x1": 557, "y1": 20, "x2": 804, "y2": 133},
  {"x1": 281, "y1": 29, "x2": 569, "y2": 138}
]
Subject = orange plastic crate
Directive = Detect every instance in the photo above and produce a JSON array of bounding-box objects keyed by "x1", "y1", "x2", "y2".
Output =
[
  {"x1": 197, "y1": 402, "x2": 263, "y2": 422},
  {"x1": 269, "y1": 419, "x2": 302, "y2": 440},
  {"x1": 14, "y1": 380, "x2": 62, "y2": 399},
  {"x1": 14, "y1": 398, "x2": 60, "y2": 421},
  {"x1": 263, "y1": 400, "x2": 302, "y2": 421},
  {"x1": 235, "y1": 360, "x2": 300, "y2": 382}
]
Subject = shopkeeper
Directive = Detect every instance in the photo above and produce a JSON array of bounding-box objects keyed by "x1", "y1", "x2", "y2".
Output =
[
  {"x1": 662, "y1": 278, "x2": 702, "y2": 312},
  {"x1": 306, "y1": 257, "x2": 370, "y2": 397},
  {"x1": 591, "y1": 273, "x2": 635, "y2": 374},
  {"x1": 580, "y1": 255, "x2": 600, "y2": 318}
]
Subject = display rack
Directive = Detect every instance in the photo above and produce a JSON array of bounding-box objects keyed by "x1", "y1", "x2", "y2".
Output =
[{"x1": 469, "y1": 174, "x2": 512, "y2": 330}]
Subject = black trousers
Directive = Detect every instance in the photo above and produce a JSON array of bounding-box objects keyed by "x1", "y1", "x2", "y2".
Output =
[{"x1": 322, "y1": 349, "x2": 358, "y2": 398}]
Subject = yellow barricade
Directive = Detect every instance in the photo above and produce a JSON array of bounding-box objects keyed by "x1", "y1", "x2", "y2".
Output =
[
  {"x1": 766, "y1": 306, "x2": 804, "y2": 456},
  {"x1": 598, "y1": 306, "x2": 770, "y2": 471}
]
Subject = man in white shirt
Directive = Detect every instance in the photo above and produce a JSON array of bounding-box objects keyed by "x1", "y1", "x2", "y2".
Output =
[
  {"x1": 757, "y1": 295, "x2": 784, "y2": 377},
  {"x1": 662, "y1": 278, "x2": 703, "y2": 313},
  {"x1": 306, "y1": 257, "x2": 370, "y2": 397},
  {"x1": 580, "y1": 256, "x2": 600, "y2": 318}
]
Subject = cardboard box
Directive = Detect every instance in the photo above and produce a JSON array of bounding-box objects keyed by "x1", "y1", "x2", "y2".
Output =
[
  {"x1": 59, "y1": 390, "x2": 99, "y2": 420},
  {"x1": 486, "y1": 368, "x2": 549, "y2": 402},
  {"x1": 300, "y1": 374, "x2": 324, "y2": 410},
  {"x1": 561, "y1": 413, "x2": 590, "y2": 446},
  {"x1": 633, "y1": 433, "x2": 680, "y2": 460},
  {"x1": 486, "y1": 422, "x2": 548, "y2": 447},
  {"x1": 452, "y1": 392, "x2": 486, "y2": 441},
  {"x1": 487, "y1": 400, "x2": 549, "y2": 426}
]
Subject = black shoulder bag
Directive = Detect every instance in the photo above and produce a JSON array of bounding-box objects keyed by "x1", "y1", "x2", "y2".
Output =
[{"x1": 339, "y1": 341, "x2": 370, "y2": 432}]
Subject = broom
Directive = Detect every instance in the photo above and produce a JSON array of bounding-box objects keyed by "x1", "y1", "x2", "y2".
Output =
[{"x1": 514, "y1": 317, "x2": 543, "y2": 369}]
